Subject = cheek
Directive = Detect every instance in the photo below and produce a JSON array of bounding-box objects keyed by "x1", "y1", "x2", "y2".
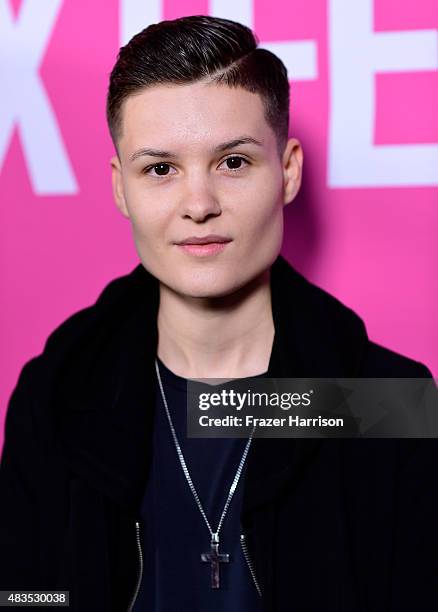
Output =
[
  {"x1": 242, "y1": 178, "x2": 284, "y2": 234},
  {"x1": 134, "y1": 218, "x2": 169, "y2": 257},
  {"x1": 125, "y1": 191, "x2": 167, "y2": 243}
]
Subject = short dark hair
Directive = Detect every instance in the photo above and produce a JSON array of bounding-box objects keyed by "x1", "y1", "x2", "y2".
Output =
[{"x1": 106, "y1": 15, "x2": 290, "y2": 156}]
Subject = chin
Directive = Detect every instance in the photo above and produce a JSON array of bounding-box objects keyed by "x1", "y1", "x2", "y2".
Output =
[{"x1": 170, "y1": 273, "x2": 243, "y2": 300}]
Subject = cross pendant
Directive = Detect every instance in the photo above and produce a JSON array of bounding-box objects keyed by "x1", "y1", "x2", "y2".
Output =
[{"x1": 201, "y1": 533, "x2": 230, "y2": 588}]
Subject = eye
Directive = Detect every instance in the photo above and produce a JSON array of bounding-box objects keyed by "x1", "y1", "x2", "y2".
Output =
[
  {"x1": 142, "y1": 156, "x2": 250, "y2": 178},
  {"x1": 142, "y1": 162, "x2": 176, "y2": 177},
  {"x1": 220, "y1": 156, "x2": 250, "y2": 172}
]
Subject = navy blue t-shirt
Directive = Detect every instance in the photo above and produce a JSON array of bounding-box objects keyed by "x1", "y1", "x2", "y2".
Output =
[{"x1": 132, "y1": 356, "x2": 266, "y2": 611}]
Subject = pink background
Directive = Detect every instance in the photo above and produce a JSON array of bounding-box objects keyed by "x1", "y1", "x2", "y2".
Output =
[{"x1": 1, "y1": 0, "x2": 437, "y2": 453}]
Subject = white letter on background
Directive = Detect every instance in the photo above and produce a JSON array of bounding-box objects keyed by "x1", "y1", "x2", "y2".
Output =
[
  {"x1": 0, "y1": 0, "x2": 78, "y2": 195},
  {"x1": 328, "y1": 0, "x2": 438, "y2": 187},
  {"x1": 121, "y1": 0, "x2": 161, "y2": 45}
]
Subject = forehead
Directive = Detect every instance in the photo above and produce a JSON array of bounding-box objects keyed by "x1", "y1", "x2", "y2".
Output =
[{"x1": 119, "y1": 81, "x2": 275, "y2": 154}]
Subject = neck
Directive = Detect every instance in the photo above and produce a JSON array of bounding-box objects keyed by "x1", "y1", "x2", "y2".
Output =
[{"x1": 156, "y1": 268, "x2": 274, "y2": 379}]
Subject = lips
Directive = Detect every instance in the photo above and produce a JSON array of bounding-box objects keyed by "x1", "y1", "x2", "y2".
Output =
[
  {"x1": 175, "y1": 236, "x2": 232, "y2": 258},
  {"x1": 176, "y1": 234, "x2": 232, "y2": 245}
]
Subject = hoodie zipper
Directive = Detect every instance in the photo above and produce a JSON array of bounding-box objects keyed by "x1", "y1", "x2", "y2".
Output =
[
  {"x1": 240, "y1": 532, "x2": 262, "y2": 598},
  {"x1": 126, "y1": 521, "x2": 143, "y2": 612}
]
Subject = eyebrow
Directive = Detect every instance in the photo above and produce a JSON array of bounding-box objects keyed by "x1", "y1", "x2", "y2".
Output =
[{"x1": 129, "y1": 136, "x2": 263, "y2": 163}]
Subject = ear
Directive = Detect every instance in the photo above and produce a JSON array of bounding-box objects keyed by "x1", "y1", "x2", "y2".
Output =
[
  {"x1": 110, "y1": 155, "x2": 130, "y2": 218},
  {"x1": 282, "y1": 138, "x2": 303, "y2": 206}
]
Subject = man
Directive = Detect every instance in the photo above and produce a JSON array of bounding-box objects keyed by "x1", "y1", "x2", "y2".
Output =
[{"x1": 1, "y1": 14, "x2": 437, "y2": 612}]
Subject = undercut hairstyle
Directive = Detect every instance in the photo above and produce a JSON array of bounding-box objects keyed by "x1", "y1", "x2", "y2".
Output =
[{"x1": 106, "y1": 15, "x2": 290, "y2": 157}]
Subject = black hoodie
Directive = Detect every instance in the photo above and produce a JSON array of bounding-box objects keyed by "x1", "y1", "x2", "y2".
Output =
[{"x1": 0, "y1": 254, "x2": 437, "y2": 611}]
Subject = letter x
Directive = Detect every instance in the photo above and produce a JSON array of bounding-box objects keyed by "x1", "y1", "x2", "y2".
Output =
[{"x1": 0, "y1": 0, "x2": 77, "y2": 194}]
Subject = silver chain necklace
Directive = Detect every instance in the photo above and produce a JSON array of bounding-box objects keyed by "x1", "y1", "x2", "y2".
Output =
[{"x1": 154, "y1": 358, "x2": 256, "y2": 589}]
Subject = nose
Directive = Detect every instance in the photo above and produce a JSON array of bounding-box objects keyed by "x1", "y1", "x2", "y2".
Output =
[{"x1": 179, "y1": 173, "x2": 222, "y2": 222}]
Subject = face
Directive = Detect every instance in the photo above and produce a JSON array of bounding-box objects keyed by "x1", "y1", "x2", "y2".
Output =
[{"x1": 111, "y1": 80, "x2": 303, "y2": 299}]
